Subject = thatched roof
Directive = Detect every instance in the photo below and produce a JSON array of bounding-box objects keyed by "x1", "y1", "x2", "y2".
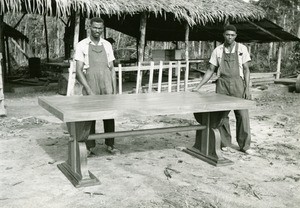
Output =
[{"x1": 1, "y1": 0, "x2": 266, "y2": 25}]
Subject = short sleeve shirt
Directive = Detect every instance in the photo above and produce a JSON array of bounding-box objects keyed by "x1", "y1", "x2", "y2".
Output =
[
  {"x1": 209, "y1": 43, "x2": 251, "y2": 79},
  {"x1": 74, "y1": 37, "x2": 115, "y2": 69}
]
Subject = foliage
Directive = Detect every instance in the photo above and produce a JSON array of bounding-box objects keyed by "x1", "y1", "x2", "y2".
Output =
[{"x1": 250, "y1": 0, "x2": 300, "y2": 76}]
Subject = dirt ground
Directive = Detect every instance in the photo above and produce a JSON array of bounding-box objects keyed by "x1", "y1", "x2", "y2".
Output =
[{"x1": 0, "y1": 84, "x2": 300, "y2": 208}]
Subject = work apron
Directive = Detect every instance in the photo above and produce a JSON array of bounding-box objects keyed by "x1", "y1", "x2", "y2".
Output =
[
  {"x1": 216, "y1": 43, "x2": 251, "y2": 151},
  {"x1": 83, "y1": 43, "x2": 115, "y2": 149}
]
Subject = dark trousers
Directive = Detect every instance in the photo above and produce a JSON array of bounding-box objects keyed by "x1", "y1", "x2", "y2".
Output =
[
  {"x1": 216, "y1": 77, "x2": 251, "y2": 151},
  {"x1": 219, "y1": 110, "x2": 251, "y2": 151},
  {"x1": 86, "y1": 119, "x2": 115, "y2": 150}
]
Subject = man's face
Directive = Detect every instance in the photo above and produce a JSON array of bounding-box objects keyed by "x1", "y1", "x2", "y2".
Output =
[
  {"x1": 223, "y1": 30, "x2": 237, "y2": 44},
  {"x1": 90, "y1": 22, "x2": 104, "y2": 39}
]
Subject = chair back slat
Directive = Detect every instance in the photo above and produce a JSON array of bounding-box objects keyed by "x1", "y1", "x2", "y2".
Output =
[
  {"x1": 157, "y1": 61, "x2": 163, "y2": 93},
  {"x1": 118, "y1": 64, "x2": 123, "y2": 94},
  {"x1": 168, "y1": 62, "x2": 173, "y2": 92},
  {"x1": 148, "y1": 61, "x2": 155, "y2": 93}
]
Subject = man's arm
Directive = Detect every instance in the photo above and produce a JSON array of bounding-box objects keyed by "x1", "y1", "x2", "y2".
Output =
[
  {"x1": 192, "y1": 64, "x2": 217, "y2": 92},
  {"x1": 76, "y1": 60, "x2": 94, "y2": 95},
  {"x1": 109, "y1": 61, "x2": 116, "y2": 94},
  {"x1": 242, "y1": 62, "x2": 251, "y2": 99}
]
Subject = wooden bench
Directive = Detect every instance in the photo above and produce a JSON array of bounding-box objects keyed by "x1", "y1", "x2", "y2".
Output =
[{"x1": 38, "y1": 92, "x2": 254, "y2": 187}]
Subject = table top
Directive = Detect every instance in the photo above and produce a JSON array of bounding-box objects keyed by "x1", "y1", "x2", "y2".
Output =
[{"x1": 38, "y1": 92, "x2": 255, "y2": 122}]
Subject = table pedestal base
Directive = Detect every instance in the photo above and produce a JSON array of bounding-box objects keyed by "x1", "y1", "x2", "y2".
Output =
[
  {"x1": 183, "y1": 112, "x2": 234, "y2": 166},
  {"x1": 183, "y1": 147, "x2": 233, "y2": 166},
  {"x1": 58, "y1": 163, "x2": 100, "y2": 188}
]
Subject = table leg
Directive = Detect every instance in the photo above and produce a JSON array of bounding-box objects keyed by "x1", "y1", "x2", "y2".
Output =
[
  {"x1": 183, "y1": 112, "x2": 233, "y2": 166},
  {"x1": 57, "y1": 121, "x2": 100, "y2": 187}
]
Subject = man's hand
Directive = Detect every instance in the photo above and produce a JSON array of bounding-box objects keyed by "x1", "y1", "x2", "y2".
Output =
[
  {"x1": 243, "y1": 88, "x2": 251, "y2": 100},
  {"x1": 87, "y1": 89, "x2": 95, "y2": 95},
  {"x1": 191, "y1": 87, "x2": 200, "y2": 92}
]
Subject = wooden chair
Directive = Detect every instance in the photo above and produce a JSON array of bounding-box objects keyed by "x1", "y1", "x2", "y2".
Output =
[{"x1": 117, "y1": 60, "x2": 189, "y2": 94}]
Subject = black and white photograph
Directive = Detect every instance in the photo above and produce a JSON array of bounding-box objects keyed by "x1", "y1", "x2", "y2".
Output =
[{"x1": 0, "y1": 0, "x2": 299, "y2": 207}]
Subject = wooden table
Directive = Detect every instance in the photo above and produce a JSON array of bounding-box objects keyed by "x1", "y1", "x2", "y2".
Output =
[{"x1": 38, "y1": 92, "x2": 254, "y2": 187}]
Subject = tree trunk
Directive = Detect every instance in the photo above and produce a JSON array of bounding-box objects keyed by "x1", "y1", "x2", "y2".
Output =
[{"x1": 138, "y1": 12, "x2": 147, "y2": 63}]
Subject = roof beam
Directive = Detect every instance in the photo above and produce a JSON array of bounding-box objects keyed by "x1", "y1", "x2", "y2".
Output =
[
  {"x1": 247, "y1": 21, "x2": 283, "y2": 41},
  {"x1": 13, "y1": 13, "x2": 26, "y2": 29}
]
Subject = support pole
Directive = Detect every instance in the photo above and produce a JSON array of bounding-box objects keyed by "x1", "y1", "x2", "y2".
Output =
[
  {"x1": 276, "y1": 43, "x2": 282, "y2": 80},
  {"x1": 43, "y1": 15, "x2": 50, "y2": 62},
  {"x1": 0, "y1": 15, "x2": 6, "y2": 82},
  {"x1": 73, "y1": 12, "x2": 80, "y2": 50},
  {"x1": 78, "y1": 14, "x2": 86, "y2": 42},
  {"x1": 137, "y1": 12, "x2": 147, "y2": 92},
  {"x1": 5, "y1": 37, "x2": 11, "y2": 76},
  {"x1": 184, "y1": 22, "x2": 190, "y2": 91},
  {"x1": 138, "y1": 12, "x2": 147, "y2": 63}
]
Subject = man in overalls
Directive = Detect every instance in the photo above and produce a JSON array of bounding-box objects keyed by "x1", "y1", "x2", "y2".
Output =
[
  {"x1": 74, "y1": 17, "x2": 118, "y2": 154},
  {"x1": 193, "y1": 25, "x2": 253, "y2": 154}
]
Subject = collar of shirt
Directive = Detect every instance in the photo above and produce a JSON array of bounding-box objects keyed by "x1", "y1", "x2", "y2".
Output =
[
  {"x1": 86, "y1": 37, "x2": 105, "y2": 46},
  {"x1": 218, "y1": 43, "x2": 238, "y2": 53}
]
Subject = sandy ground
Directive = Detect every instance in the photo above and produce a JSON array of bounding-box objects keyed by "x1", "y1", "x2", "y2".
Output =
[{"x1": 0, "y1": 84, "x2": 300, "y2": 208}]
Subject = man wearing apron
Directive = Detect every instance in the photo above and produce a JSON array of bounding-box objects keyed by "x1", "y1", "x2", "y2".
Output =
[
  {"x1": 74, "y1": 17, "x2": 118, "y2": 154},
  {"x1": 193, "y1": 25, "x2": 253, "y2": 154}
]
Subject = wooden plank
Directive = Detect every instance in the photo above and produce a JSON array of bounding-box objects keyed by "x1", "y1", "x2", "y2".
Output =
[
  {"x1": 158, "y1": 61, "x2": 163, "y2": 93},
  {"x1": 88, "y1": 125, "x2": 206, "y2": 140},
  {"x1": 67, "y1": 61, "x2": 76, "y2": 96},
  {"x1": 177, "y1": 61, "x2": 181, "y2": 92},
  {"x1": 184, "y1": 61, "x2": 189, "y2": 91},
  {"x1": 148, "y1": 61, "x2": 154, "y2": 93},
  {"x1": 250, "y1": 72, "x2": 278, "y2": 79},
  {"x1": 135, "y1": 62, "x2": 142, "y2": 93},
  {"x1": 274, "y1": 78, "x2": 296, "y2": 85},
  {"x1": 118, "y1": 64, "x2": 122, "y2": 94},
  {"x1": 168, "y1": 62, "x2": 172, "y2": 92}
]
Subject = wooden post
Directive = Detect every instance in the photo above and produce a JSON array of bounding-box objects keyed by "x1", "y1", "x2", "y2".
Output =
[
  {"x1": 137, "y1": 12, "x2": 147, "y2": 92},
  {"x1": 5, "y1": 37, "x2": 11, "y2": 76},
  {"x1": 66, "y1": 12, "x2": 81, "y2": 96},
  {"x1": 73, "y1": 12, "x2": 81, "y2": 49},
  {"x1": 43, "y1": 15, "x2": 50, "y2": 62},
  {"x1": 0, "y1": 15, "x2": 6, "y2": 83},
  {"x1": 138, "y1": 13, "x2": 147, "y2": 62},
  {"x1": 276, "y1": 43, "x2": 282, "y2": 80},
  {"x1": 0, "y1": 15, "x2": 6, "y2": 116},
  {"x1": 79, "y1": 14, "x2": 86, "y2": 41},
  {"x1": 184, "y1": 22, "x2": 190, "y2": 91}
]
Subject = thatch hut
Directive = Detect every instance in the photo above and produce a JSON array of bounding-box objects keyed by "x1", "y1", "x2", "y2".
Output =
[
  {"x1": 0, "y1": 0, "x2": 266, "y2": 24},
  {"x1": 0, "y1": 0, "x2": 267, "y2": 62}
]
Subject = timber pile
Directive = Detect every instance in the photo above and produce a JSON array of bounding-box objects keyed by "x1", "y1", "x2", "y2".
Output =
[
  {"x1": 10, "y1": 77, "x2": 51, "y2": 86},
  {"x1": 193, "y1": 69, "x2": 278, "y2": 86},
  {"x1": 250, "y1": 72, "x2": 278, "y2": 86},
  {"x1": 274, "y1": 74, "x2": 300, "y2": 93}
]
